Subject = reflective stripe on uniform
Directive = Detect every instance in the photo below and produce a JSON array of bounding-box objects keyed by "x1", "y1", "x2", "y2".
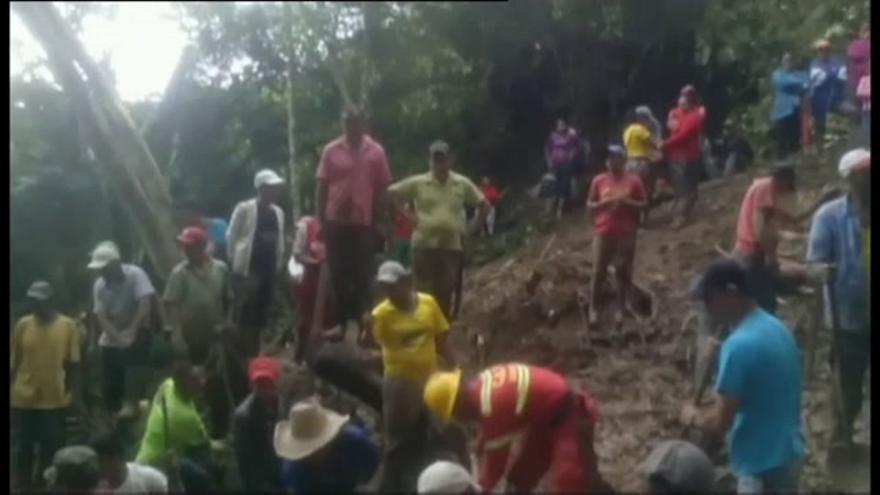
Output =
[
  {"x1": 480, "y1": 369, "x2": 494, "y2": 416},
  {"x1": 483, "y1": 430, "x2": 524, "y2": 450},
  {"x1": 515, "y1": 364, "x2": 530, "y2": 415}
]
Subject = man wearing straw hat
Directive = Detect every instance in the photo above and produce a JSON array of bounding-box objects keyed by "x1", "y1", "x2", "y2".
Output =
[{"x1": 274, "y1": 398, "x2": 380, "y2": 493}]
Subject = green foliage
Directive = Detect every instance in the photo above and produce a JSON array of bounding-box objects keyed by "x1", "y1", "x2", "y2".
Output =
[{"x1": 11, "y1": 0, "x2": 871, "y2": 308}]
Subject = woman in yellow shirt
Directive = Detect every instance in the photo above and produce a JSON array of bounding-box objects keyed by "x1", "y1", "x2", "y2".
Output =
[{"x1": 623, "y1": 107, "x2": 662, "y2": 224}]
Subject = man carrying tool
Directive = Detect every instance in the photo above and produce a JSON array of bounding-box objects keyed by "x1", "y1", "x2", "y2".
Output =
[
  {"x1": 367, "y1": 261, "x2": 462, "y2": 491},
  {"x1": 587, "y1": 145, "x2": 647, "y2": 328},
  {"x1": 806, "y1": 148, "x2": 870, "y2": 450},
  {"x1": 316, "y1": 106, "x2": 393, "y2": 341},
  {"x1": 89, "y1": 241, "x2": 156, "y2": 419},
  {"x1": 388, "y1": 140, "x2": 489, "y2": 319},
  {"x1": 227, "y1": 169, "x2": 286, "y2": 358},
  {"x1": 164, "y1": 226, "x2": 242, "y2": 438},
  {"x1": 732, "y1": 164, "x2": 839, "y2": 315},
  {"x1": 11, "y1": 281, "x2": 82, "y2": 491},
  {"x1": 422, "y1": 363, "x2": 611, "y2": 493},
  {"x1": 681, "y1": 259, "x2": 804, "y2": 494}
]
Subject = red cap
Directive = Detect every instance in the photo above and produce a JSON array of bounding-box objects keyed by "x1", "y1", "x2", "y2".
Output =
[
  {"x1": 177, "y1": 226, "x2": 208, "y2": 247},
  {"x1": 248, "y1": 356, "x2": 280, "y2": 385}
]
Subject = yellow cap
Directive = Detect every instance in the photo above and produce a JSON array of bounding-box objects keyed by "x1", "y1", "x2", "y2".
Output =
[{"x1": 423, "y1": 369, "x2": 463, "y2": 423}]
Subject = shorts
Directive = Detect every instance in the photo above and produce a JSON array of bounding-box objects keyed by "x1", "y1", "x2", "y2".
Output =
[
  {"x1": 552, "y1": 162, "x2": 573, "y2": 200},
  {"x1": 669, "y1": 161, "x2": 700, "y2": 198}
]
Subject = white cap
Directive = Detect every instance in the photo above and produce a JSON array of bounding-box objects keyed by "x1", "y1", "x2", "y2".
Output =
[
  {"x1": 417, "y1": 461, "x2": 479, "y2": 493},
  {"x1": 376, "y1": 260, "x2": 410, "y2": 284},
  {"x1": 254, "y1": 169, "x2": 284, "y2": 189},
  {"x1": 838, "y1": 148, "x2": 870, "y2": 178},
  {"x1": 26, "y1": 281, "x2": 54, "y2": 301},
  {"x1": 87, "y1": 241, "x2": 121, "y2": 269}
]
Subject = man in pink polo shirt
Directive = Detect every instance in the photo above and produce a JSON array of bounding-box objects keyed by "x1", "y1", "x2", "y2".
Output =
[{"x1": 316, "y1": 106, "x2": 393, "y2": 340}]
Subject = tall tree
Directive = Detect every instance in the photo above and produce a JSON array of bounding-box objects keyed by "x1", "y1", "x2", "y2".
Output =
[{"x1": 14, "y1": 2, "x2": 182, "y2": 278}]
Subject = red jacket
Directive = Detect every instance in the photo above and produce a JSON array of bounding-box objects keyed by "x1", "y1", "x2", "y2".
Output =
[
  {"x1": 663, "y1": 107, "x2": 705, "y2": 163},
  {"x1": 465, "y1": 364, "x2": 590, "y2": 491}
]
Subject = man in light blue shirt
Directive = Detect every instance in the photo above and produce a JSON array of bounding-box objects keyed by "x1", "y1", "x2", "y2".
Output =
[
  {"x1": 771, "y1": 53, "x2": 808, "y2": 160},
  {"x1": 682, "y1": 259, "x2": 805, "y2": 494},
  {"x1": 806, "y1": 148, "x2": 870, "y2": 447}
]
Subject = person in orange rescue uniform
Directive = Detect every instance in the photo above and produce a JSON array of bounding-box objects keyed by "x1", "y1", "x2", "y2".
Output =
[{"x1": 422, "y1": 363, "x2": 613, "y2": 493}]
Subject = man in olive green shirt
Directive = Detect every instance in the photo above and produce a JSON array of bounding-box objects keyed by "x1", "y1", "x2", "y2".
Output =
[
  {"x1": 163, "y1": 226, "x2": 234, "y2": 365},
  {"x1": 388, "y1": 141, "x2": 489, "y2": 318}
]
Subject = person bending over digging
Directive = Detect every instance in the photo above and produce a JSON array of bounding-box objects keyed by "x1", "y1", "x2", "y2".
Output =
[
  {"x1": 681, "y1": 259, "x2": 804, "y2": 494},
  {"x1": 587, "y1": 145, "x2": 647, "y2": 327},
  {"x1": 423, "y1": 363, "x2": 612, "y2": 493}
]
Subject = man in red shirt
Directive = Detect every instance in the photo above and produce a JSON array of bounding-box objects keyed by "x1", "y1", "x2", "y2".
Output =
[
  {"x1": 663, "y1": 85, "x2": 706, "y2": 229},
  {"x1": 733, "y1": 166, "x2": 837, "y2": 314},
  {"x1": 587, "y1": 145, "x2": 647, "y2": 327},
  {"x1": 422, "y1": 364, "x2": 611, "y2": 493},
  {"x1": 316, "y1": 106, "x2": 393, "y2": 341},
  {"x1": 479, "y1": 177, "x2": 503, "y2": 236}
]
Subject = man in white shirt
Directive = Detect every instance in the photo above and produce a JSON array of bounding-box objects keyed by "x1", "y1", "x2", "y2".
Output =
[
  {"x1": 92, "y1": 431, "x2": 168, "y2": 494},
  {"x1": 89, "y1": 241, "x2": 156, "y2": 419},
  {"x1": 226, "y1": 169, "x2": 286, "y2": 358}
]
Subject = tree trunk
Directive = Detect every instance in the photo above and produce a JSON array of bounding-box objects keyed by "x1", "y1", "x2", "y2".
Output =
[
  {"x1": 14, "y1": 2, "x2": 182, "y2": 279},
  {"x1": 283, "y1": 2, "x2": 300, "y2": 220}
]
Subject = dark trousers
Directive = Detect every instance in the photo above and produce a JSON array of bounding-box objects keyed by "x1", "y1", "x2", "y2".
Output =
[
  {"x1": 179, "y1": 456, "x2": 216, "y2": 492},
  {"x1": 774, "y1": 111, "x2": 801, "y2": 160},
  {"x1": 13, "y1": 408, "x2": 66, "y2": 488},
  {"x1": 238, "y1": 271, "x2": 275, "y2": 358},
  {"x1": 832, "y1": 330, "x2": 871, "y2": 437},
  {"x1": 102, "y1": 335, "x2": 150, "y2": 412},
  {"x1": 324, "y1": 223, "x2": 375, "y2": 331},
  {"x1": 412, "y1": 248, "x2": 462, "y2": 320}
]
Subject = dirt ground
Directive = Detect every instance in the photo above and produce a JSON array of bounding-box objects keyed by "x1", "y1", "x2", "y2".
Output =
[{"x1": 449, "y1": 162, "x2": 870, "y2": 492}]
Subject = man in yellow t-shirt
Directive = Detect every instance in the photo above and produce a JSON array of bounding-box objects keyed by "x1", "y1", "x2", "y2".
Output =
[
  {"x1": 623, "y1": 107, "x2": 662, "y2": 223},
  {"x1": 11, "y1": 281, "x2": 81, "y2": 490},
  {"x1": 368, "y1": 261, "x2": 456, "y2": 491}
]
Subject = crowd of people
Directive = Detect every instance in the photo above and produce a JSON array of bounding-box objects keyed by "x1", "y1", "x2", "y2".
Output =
[
  {"x1": 10, "y1": 26, "x2": 871, "y2": 495},
  {"x1": 771, "y1": 26, "x2": 871, "y2": 160}
]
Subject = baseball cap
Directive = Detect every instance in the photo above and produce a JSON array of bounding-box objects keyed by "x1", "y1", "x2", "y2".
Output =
[
  {"x1": 249, "y1": 356, "x2": 281, "y2": 385},
  {"x1": 429, "y1": 140, "x2": 451, "y2": 156},
  {"x1": 688, "y1": 258, "x2": 748, "y2": 301},
  {"x1": 417, "y1": 460, "x2": 480, "y2": 493},
  {"x1": 87, "y1": 241, "x2": 121, "y2": 269},
  {"x1": 43, "y1": 446, "x2": 100, "y2": 490},
  {"x1": 177, "y1": 226, "x2": 208, "y2": 247},
  {"x1": 26, "y1": 280, "x2": 53, "y2": 301},
  {"x1": 376, "y1": 260, "x2": 410, "y2": 284},
  {"x1": 838, "y1": 148, "x2": 870, "y2": 178},
  {"x1": 254, "y1": 169, "x2": 284, "y2": 189},
  {"x1": 814, "y1": 39, "x2": 831, "y2": 49},
  {"x1": 642, "y1": 440, "x2": 715, "y2": 493},
  {"x1": 608, "y1": 144, "x2": 626, "y2": 158},
  {"x1": 680, "y1": 84, "x2": 697, "y2": 97}
]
